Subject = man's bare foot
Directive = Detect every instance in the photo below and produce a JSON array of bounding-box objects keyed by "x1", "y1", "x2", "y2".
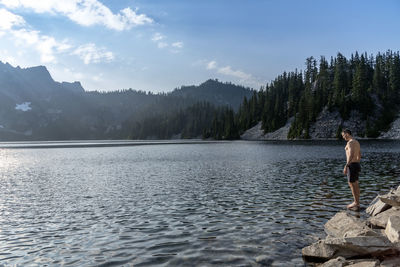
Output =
[{"x1": 347, "y1": 202, "x2": 359, "y2": 209}]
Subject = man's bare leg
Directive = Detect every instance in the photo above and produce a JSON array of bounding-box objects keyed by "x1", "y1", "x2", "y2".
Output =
[
  {"x1": 354, "y1": 180, "x2": 360, "y2": 205},
  {"x1": 347, "y1": 181, "x2": 360, "y2": 208}
]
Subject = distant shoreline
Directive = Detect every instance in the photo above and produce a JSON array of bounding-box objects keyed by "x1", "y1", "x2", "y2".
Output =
[
  {"x1": 0, "y1": 138, "x2": 398, "y2": 149},
  {"x1": 0, "y1": 140, "x2": 230, "y2": 149}
]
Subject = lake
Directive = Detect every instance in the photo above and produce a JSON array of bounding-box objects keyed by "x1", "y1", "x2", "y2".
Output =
[{"x1": 0, "y1": 140, "x2": 399, "y2": 266}]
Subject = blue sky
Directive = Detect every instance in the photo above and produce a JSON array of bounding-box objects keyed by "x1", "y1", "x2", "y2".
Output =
[{"x1": 0, "y1": 0, "x2": 399, "y2": 92}]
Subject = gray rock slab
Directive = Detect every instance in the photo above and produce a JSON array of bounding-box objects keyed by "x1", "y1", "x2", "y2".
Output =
[
  {"x1": 321, "y1": 256, "x2": 346, "y2": 267},
  {"x1": 346, "y1": 259, "x2": 380, "y2": 267},
  {"x1": 380, "y1": 256, "x2": 400, "y2": 267},
  {"x1": 380, "y1": 193, "x2": 400, "y2": 207},
  {"x1": 302, "y1": 236, "x2": 395, "y2": 260},
  {"x1": 367, "y1": 195, "x2": 392, "y2": 216},
  {"x1": 325, "y1": 211, "x2": 379, "y2": 238},
  {"x1": 368, "y1": 208, "x2": 400, "y2": 228},
  {"x1": 385, "y1": 216, "x2": 400, "y2": 243}
]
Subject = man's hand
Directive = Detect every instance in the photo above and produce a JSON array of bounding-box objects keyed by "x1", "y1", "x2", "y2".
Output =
[{"x1": 343, "y1": 165, "x2": 348, "y2": 175}]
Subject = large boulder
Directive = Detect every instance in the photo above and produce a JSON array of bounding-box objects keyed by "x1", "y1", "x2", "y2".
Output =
[
  {"x1": 325, "y1": 211, "x2": 379, "y2": 238},
  {"x1": 302, "y1": 236, "x2": 395, "y2": 260},
  {"x1": 380, "y1": 192, "x2": 400, "y2": 207},
  {"x1": 367, "y1": 195, "x2": 391, "y2": 216},
  {"x1": 368, "y1": 208, "x2": 400, "y2": 228},
  {"x1": 385, "y1": 216, "x2": 400, "y2": 243}
]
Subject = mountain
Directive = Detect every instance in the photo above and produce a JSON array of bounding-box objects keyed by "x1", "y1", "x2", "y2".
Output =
[
  {"x1": 0, "y1": 62, "x2": 251, "y2": 140},
  {"x1": 171, "y1": 79, "x2": 253, "y2": 111}
]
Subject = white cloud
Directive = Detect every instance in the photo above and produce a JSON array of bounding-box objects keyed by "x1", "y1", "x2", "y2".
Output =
[
  {"x1": 11, "y1": 28, "x2": 72, "y2": 63},
  {"x1": 0, "y1": 49, "x2": 17, "y2": 65},
  {"x1": 157, "y1": 42, "x2": 168, "y2": 49},
  {"x1": 0, "y1": 8, "x2": 114, "y2": 65},
  {"x1": 72, "y1": 43, "x2": 114, "y2": 64},
  {"x1": 204, "y1": 60, "x2": 264, "y2": 88},
  {"x1": 0, "y1": 0, "x2": 153, "y2": 31},
  {"x1": 151, "y1": 32, "x2": 164, "y2": 42},
  {"x1": 171, "y1": 42, "x2": 183, "y2": 49},
  {"x1": 0, "y1": 8, "x2": 25, "y2": 30},
  {"x1": 205, "y1": 60, "x2": 252, "y2": 81},
  {"x1": 207, "y1": 60, "x2": 217, "y2": 70},
  {"x1": 218, "y1": 66, "x2": 252, "y2": 81}
]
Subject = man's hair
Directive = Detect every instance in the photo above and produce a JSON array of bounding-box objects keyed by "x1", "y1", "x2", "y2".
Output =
[{"x1": 342, "y1": 129, "x2": 352, "y2": 135}]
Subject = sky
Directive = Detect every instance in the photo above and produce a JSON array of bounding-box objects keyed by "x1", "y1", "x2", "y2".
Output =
[{"x1": 0, "y1": 0, "x2": 399, "y2": 93}]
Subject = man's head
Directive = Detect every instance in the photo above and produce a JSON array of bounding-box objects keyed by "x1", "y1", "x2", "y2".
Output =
[{"x1": 341, "y1": 129, "x2": 352, "y2": 141}]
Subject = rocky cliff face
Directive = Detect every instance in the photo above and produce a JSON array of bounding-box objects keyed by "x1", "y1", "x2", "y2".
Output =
[
  {"x1": 240, "y1": 118, "x2": 293, "y2": 140},
  {"x1": 379, "y1": 116, "x2": 400, "y2": 139},
  {"x1": 241, "y1": 107, "x2": 399, "y2": 140},
  {"x1": 309, "y1": 107, "x2": 367, "y2": 139}
]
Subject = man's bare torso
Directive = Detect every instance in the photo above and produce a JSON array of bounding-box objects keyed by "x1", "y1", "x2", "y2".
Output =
[{"x1": 345, "y1": 139, "x2": 361, "y2": 163}]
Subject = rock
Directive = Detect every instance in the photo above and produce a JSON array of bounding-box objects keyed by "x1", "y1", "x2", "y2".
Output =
[
  {"x1": 254, "y1": 255, "x2": 273, "y2": 265},
  {"x1": 380, "y1": 115, "x2": 400, "y2": 139},
  {"x1": 309, "y1": 107, "x2": 342, "y2": 139},
  {"x1": 263, "y1": 117, "x2": 294, "y2": 140},
  {"x1": 343, "y1": 228, "x2": 381, "y2": 238},
  {"x1": 368, "y1": 208, "x2": 400, "y2": 228},
  {"x1": 380, "y1": 256, "x2": 400, "y2": 267},
  {"x1": 302, "y1": 236, "x2": 396, "y2": 260},
  {"x1": 346, "y1": 259, "x2": 380, "y2": 267},
  {"x1": 380, "y1": 191, "x2": 400, "y2": 207},
  {"x1": 367, "y1": 196, "x2": 392, "y2": 216},
  {"x1": 325, "y1": 211, "x2": 379, "y2": 238},
  {"x1": 240, "y1": 122, "x2": 265, "y2": 140},
  {"x1": 240, "y1": 118, "x2": 294, "y2": 140},
  {"x1": 385, "y1": 216, "x2": 400, "y2": 243},
  {"x1": 321, "y1": 256, "x2": 346, "y2": 267}
]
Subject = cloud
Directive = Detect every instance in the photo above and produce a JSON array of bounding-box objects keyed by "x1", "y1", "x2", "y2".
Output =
[
  {"x1": 0, "y1": 8, "x2": 25, "y2": 30},
  {"x1": 217, "y1": 66, "x2": 252, "y2": 81},
  {"x1": 0, "y1": 0, "x2": 153, "y2": 31},
  {"x1": 206, "y1": 60, "x2": 217, "y2": 70},
  {"x1": 205, "y1": 60, "x2": 264, "y2": 88},
  {"x1": 205, "y1": 60, "x2": 251, "y2": 81},
  {"x1": 151, "y1": 33, "x2": 183, "y2": 52},
  {"x1": 0, "y1": 8, "x2": 113, "y2": 64},
  {"x1": 0, "y1": 49, "x2": 17, "y2": 65},
  {"x1": 171, "y1": 42, "x2": 183, "y2": 49},
  {"x1": 11, "y1": 28, "x2": 72, "y2": 63},
  {"x1": 151, "y1": 32, "x2": 164, "y2": 42},
  {"x1": 72, "y1": 43, "x2": 114, "y2": 64},
  {"x1": 157, "y1": 42, "x2": 168, "y2": 49}
]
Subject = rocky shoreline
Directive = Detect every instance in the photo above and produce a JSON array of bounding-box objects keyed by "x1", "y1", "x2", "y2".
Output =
[
  {"x1": 302, "y1": 186, "x2": 400, "y2": 266},
  {"x1": 240, "y1": 109, "x2": 400, "y2": 140}
]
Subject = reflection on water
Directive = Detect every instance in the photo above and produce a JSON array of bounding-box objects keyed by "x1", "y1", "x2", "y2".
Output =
[{"x1": 0, "y1": 140, "x2": 399, "y2": 266}]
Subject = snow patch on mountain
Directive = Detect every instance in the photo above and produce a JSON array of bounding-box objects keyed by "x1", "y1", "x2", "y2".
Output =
[{"x1": 15, "y1": 102, "x2": 32, "y2": 111}]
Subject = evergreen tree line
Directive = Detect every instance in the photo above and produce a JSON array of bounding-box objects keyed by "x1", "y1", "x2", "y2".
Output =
[
  {"x1": 205, "y1": 50, "x2": 400, "y2": 139},
  {"x1": 129, "y1": 102, "x2": 238, "y2": 140}
]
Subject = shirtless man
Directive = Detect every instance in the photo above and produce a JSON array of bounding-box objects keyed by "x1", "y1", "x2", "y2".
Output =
[{"x1": 341, "y1": 129, "x2": 361, "y2": 209}]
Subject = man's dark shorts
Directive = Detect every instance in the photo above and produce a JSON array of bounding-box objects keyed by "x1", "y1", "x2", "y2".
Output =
[{"x1": 347, "y1": 162, "x2": 361, "y2": 183}]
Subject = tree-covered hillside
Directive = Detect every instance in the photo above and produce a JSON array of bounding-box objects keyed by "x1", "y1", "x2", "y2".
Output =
[
  {"x1": 205, "y1": 50, "x2": 400, "y2": 139},
  {"x1": 0, "y1": 62, "x2": 251, "y2": 141}
]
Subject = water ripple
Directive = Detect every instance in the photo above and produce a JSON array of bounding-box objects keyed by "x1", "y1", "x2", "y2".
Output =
[{"x1": 0, "y1": 140, "x2": 399, "y2": 266}]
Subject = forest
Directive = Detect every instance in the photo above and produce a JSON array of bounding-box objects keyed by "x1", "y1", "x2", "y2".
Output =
[
  {"x1": 203, "y1": 50, "x2": 400, "y2": 139},
  {"x1": 126, "y1": 50, "x2": 400, "y2": 140}
]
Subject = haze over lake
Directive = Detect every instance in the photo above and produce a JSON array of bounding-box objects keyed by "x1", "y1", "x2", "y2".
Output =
[{"x1": 0, "y1": 140, "x2": 399, "y2": 266}]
